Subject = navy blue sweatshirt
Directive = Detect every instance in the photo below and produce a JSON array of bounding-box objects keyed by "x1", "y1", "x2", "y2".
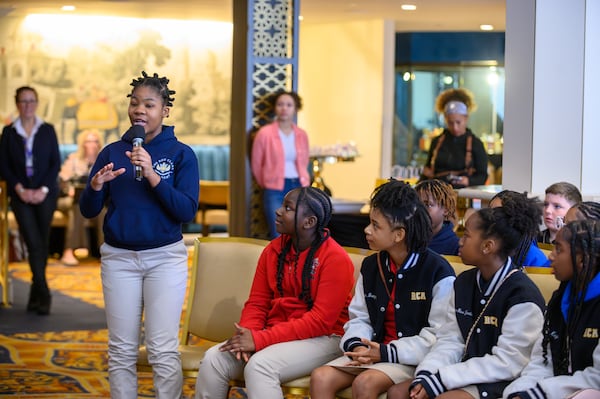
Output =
[
  {"x1": 79, "y1": 125, "x2": 199, "y2": 250},
  {"x1": 429, "y1": 221, "x2": 460, "y2": 256}
]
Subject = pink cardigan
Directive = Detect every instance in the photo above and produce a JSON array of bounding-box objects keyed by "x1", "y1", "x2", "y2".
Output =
[{"x1": 251, "y1": 122, "x2": 310, "y2": 191}]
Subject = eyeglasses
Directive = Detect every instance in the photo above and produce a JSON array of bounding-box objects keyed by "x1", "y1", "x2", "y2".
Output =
[{"x1": 17, "y1": 99, "x2": 37, "y2": 104}]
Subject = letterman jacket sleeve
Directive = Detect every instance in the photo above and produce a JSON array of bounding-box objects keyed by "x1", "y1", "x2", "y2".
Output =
[
  {"x1": 341, "y1": 274, "x2": 374, "y2": 352},
  {"x1": 502, "y1": 334, "x2": 554, "y2": 398},
  {"x1": 505, "y1": 338, "x2": 600, "y2": 399},
  {"x1": 415, "y1": 288, "x2": 465, "y2": 375},
  {"x1": 435, "y1": 302, "x2": 543, "y2": 391},
  {"x1": 380, "y1": 275, "x2": 455, "y2": 365}
]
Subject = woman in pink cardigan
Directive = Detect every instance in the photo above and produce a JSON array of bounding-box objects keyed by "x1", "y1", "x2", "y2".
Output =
[{"x1": 251, "y1": 91, "x2": 310, "y2": 238}]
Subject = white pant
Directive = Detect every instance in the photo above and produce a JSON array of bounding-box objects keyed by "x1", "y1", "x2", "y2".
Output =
[
  {"x1": 101, "y1": 240, "x2": 188, "y2": 399},
  {"x1": 195, "y1": 335, "x2": 342, "y2": 399}
]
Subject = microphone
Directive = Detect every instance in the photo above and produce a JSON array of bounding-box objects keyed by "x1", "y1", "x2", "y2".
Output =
[{"x1": 128, "y1": 125, "x2": 145, "y2": 181}]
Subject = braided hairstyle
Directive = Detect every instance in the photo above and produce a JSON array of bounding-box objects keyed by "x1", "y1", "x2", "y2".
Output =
[
  {"x1": 414, "y1": 179, "x2": 457, "y2": 224},
  {"x1": 541, "y1": 220, "x2": 600, "y2": 373},
  {"x1": 568, "y1": 201, "x2": 600, "y2": 222},
  {"x1": 128, "y1": 71, "x2": 176, "y2": 106},
  {"x1": 475, "y1": 196, "x2": 540, "y2": 263},
  {"x1": 275, "y1": 186, "x2": 332, "y2": 309},
  {"x1": 489, "y1": 190, "x2": 542, "y2": 267},
  {"x1": 370, "y1": 179, "x2": 432, "y2": 253}
]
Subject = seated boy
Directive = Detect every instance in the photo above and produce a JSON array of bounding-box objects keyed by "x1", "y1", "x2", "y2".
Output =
[
  {"x1": 414, "y1": 179, "x2": 460, "y2": 255},
  {"x1": 538, "y1": 181, "x2": 581, "y2": 244}
]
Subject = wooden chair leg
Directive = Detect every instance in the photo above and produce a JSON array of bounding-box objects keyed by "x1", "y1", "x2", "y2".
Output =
[{"x1": 202, "y1": 218, "x2": 210, "y2": 237}]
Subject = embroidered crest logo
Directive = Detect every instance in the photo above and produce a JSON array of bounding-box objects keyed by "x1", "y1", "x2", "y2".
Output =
[
  {"x1": 154, "y1": 158, "x2": 174, "y2": 179},
  {"x1": 311, "y1": 258, "x2": 319, "y2": 277}
]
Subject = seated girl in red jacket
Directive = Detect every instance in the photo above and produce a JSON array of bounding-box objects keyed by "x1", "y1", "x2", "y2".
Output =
[{"x1": 194, "y1": 186, "x2": 355, "y2": 399}]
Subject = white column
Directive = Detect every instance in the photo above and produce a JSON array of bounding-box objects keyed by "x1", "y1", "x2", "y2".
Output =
[
  {"x1": 581, "y1": 0, "x2": 600, "y2": 199},
  {"x1": 380, "y1": 20, "x2": 396, "y2": 180},
  {"x1": 504, "y1": 0, "x2": 600, "y2": 198}
]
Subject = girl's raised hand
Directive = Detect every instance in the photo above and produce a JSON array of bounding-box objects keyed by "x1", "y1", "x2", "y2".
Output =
[
  {"x1": 126, "y1": 146, "x2": 153, "y2": 179},
  {"x1": 90, "y1": 162, "x2": 126, "y2": 191}
]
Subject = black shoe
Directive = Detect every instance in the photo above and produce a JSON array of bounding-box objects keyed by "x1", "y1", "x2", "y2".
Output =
[
  {"x1": 26, "y1": 285, "x2": 41, "y2": 312},
  {"x1": 37, "y1": 294, "x2": 51, "y2": 316}
]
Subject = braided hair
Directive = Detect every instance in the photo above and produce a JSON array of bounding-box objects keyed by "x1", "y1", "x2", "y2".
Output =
[
  {"x1": 489, "y1": 190, "x2": 542, "y2": 267},
  {"x1": 275, "y1": 187, "x2": 332, "y2": 309},
  {"x1": 128, "y1": 71, "x2": 176, "y2": 106},
  {"x1": 370, "y1": 179, "x2": 432, "y2": 253},
  {"x1": 541, "y1": 220, "x2": 600, "y2": 373},
  {"x1": 475, "y1": 197, "x2": 540, "y2": 263},
  {"x1": 414, "y1": 179, "x2": 457, "y2": 223},
  {"x1": 569, "y1": 201, "x2": 600, "y2": 222}
]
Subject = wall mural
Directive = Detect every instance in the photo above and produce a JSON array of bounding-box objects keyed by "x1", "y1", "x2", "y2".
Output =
[{"x1": 0, "y1": 15, "x2": 232, "y2": 145}]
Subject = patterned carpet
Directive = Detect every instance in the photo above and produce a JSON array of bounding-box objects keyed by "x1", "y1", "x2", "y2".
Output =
[{"x1": 0, "y1": 257, "x2": 248, "y2": 399}]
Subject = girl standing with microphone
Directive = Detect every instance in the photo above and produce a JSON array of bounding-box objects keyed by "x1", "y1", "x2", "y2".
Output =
[{"x1": 79, "y1": 71, "x2": 199, "y2": 399}]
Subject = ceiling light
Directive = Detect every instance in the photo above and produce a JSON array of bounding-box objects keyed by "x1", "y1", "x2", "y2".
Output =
[
  {"x1": 480, "y1": 24, "x2": 494, "y2": 31},
  {"x1": 61, "y1": 5, "x2": 75, "y2": 11},
  {"x1": 401, "y1": 4, "x2": 417, "y2": 11}
]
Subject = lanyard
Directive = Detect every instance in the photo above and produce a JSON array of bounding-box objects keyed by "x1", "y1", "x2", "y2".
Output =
[{"x1": 24, "y1": 135, "x2": 34, "y2": 178}]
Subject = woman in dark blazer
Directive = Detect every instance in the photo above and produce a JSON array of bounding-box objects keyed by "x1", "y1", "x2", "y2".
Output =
[{"x1": 0, "y1": 86, "x2": 61, "y2": 315}]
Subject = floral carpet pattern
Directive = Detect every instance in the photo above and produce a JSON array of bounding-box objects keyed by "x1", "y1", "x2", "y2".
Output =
[{"x1": 0, "y1": 258, "x2": 249, "y2": 399}]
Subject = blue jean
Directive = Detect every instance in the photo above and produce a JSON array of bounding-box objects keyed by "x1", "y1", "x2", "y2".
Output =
[
  {"x1": 263, "y1": 178, "x2": 302, "y2": 239},
  {"x1": 100, "y1": 240, "x2": 188, "y2": 399}
]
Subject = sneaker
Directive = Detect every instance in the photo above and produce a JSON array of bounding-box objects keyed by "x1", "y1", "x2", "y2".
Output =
[{"x1": 61, "y1": 254, "x2": 79, "y2": 266}]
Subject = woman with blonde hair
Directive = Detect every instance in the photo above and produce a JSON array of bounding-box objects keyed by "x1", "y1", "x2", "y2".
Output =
[{"x1": 58, "y1": 129, "x2": 104, "y2": 265}]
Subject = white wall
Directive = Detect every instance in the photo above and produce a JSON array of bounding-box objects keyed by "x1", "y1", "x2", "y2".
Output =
[
  {"x1": 581, "y1": 0, "x2": 600, "y2": 199},
  {"x1": 298, "y1": 19, "x2": 394, "y2": 202},
  {"x1": 504, "y1": 0, "x2": 600, "y2": 198}
]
